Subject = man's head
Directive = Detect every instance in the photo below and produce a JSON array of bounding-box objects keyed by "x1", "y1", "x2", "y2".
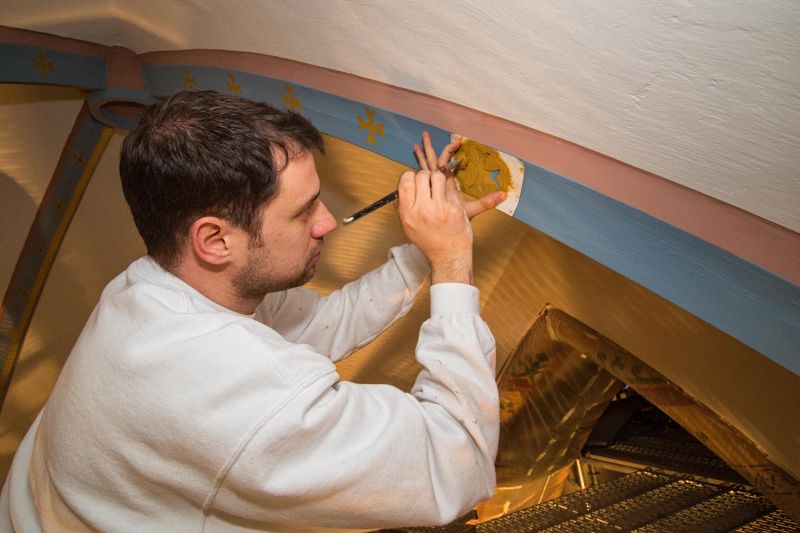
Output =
[
  {"x1": 120, "y1": 90, "x2": 337, "y2": 310},
  {"x1": 120, "y1": 90, "x2": 324, "y2": 269}
]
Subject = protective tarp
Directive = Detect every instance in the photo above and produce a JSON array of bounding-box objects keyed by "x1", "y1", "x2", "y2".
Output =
[{"x1": 477, "y1": 309, "x2": 622, "y2": 520}]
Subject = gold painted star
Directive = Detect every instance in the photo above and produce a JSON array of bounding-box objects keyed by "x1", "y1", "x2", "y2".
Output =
[
  {"x1": 182, "y1": 68, "x2": 195, "y2": 89},
  {"x1": 357, "y1": 108, "x2": 384, "y2": 145},
  {"x1": 72, "y1": 152, "x2": 85, "y2": 168},
  {"x1": 32, "y1": 51, "x2": 55, "y2": 80},
  {"x1": 282, "y1": 85, "x2": 302, "y2": 111},
  {"x1": 226, "y1": 73, "x2": 241, "y2": 96}
]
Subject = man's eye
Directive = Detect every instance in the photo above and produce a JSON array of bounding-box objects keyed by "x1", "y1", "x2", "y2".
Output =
[{"x1": 299, "y1": 200, "x2": 318, "y2": 218}]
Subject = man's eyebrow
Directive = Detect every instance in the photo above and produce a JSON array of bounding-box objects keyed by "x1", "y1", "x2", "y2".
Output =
[{"x1": 294, "y1": 190, "x2": 320, "y2": 217}]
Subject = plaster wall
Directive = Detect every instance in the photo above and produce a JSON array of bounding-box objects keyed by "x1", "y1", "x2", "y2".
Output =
[{"x1": 3, "y1": 0, "x2": 799, "y2": 231}]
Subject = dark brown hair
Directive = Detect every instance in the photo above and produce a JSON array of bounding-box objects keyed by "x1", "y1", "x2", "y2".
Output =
[{"x1": 120, "y1": 90, "x2": 323, "y2": 268}]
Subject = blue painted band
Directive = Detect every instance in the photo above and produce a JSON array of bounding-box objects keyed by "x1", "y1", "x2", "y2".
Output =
[
  {"x1": 143, "y1": 63, "x2": 800, "y2": 376},
  {"x1": 515, "y1": 164, "x2": 800, "y2": 373},
  {"x1": 0, "y1": 43, "x2": 105, "y2": 89},
  {"x1": 143, "y1": 65, "x2": 453, "y2": 168}
]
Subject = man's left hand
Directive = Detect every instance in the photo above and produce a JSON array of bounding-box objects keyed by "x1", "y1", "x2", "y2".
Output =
[{"x1": 413, "y1": 131, "x2": 507, "y2": 220}]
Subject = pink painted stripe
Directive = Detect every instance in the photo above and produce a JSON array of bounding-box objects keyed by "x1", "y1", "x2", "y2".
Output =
[{"x1": 145, "y1": 50, "x2": 800, "y2": 284}]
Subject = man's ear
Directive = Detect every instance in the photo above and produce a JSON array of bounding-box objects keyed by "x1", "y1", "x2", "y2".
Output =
[{"x1": 189, "y1": 216, "x2": 240, "y2": 265}]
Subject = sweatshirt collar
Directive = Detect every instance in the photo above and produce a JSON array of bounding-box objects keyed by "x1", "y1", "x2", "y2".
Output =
[{"x1": 131, "y1": 256, "x2": 256, "y2": 318}]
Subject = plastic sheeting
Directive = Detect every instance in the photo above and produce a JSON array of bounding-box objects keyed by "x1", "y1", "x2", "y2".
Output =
[{"x1": 477, "y1": 309, "x2": 622, "y2": 520}]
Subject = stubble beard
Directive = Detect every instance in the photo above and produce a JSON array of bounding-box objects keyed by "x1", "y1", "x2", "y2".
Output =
[{"x1": 232, "y1": 246, "x2": 317, "y2": 302}]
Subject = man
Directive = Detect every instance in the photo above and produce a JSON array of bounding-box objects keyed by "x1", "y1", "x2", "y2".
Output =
[{"x1": 1, "y1": 90, "x2": 505, "y2": 532}]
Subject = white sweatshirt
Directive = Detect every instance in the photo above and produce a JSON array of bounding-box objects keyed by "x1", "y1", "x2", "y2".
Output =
[{"x1": 3, "y1": 244, "x2": 499, "y2": 532}]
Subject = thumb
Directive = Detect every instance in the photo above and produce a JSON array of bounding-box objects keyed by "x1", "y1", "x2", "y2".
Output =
[{"x1": 465, "y1": 190, "x2": 507, "y2": 220}]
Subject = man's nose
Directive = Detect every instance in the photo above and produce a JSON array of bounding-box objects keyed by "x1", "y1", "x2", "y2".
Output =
[{"x1": 312, "y1": 201, "x2": 337, "y2": 238}]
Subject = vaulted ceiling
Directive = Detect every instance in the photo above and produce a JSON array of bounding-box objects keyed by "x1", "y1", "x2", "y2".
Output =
[{"x1": 2, "y1": 2, "x2": 800, "y2": 505}]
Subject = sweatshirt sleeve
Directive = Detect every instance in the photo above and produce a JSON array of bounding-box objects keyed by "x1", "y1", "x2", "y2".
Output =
[
  {"x1": 254, "y1": 244, "x2": 430, "y2": 361},
  {"x1": 211, "y1": 283, "x2": 499, "y2": 530}
]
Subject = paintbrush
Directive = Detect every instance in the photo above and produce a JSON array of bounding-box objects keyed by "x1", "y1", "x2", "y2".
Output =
[{"x1": 342, "y1": 159, "x2": 460, "y2": 224}]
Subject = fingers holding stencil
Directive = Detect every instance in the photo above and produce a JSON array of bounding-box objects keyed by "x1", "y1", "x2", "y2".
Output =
[{"x1": 414, "y1": 131, "x2": 461, "y2": 172}]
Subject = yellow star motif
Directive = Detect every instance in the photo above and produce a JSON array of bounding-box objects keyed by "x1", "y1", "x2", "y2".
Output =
[
  {"x1": 226, "y1": 73, "x2": 241, "y2": 96},
  {"x1": 72, "y1": 152, "x2": 85, "y2": 168},
  {"x1": 182, "y1": 68, "x2": 195, "y2": 89},
  {"x1": 32, "y1": 51, "x2": 55, "y2": 80},
  {"x1": 282, "y1": 85, "x2": 302, "y2": 111},
  {"x1": 357, "y1": 108, "x2": 384, "y2": 145}
]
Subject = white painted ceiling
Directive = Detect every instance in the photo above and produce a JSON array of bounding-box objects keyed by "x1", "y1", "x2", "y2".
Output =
[{"x1": 3, "y1": 0, "x2": 799, "y2": 231}]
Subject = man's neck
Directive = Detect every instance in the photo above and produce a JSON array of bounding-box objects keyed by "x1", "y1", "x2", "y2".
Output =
[{"x1": 169, "y1": 259, "x2": 259, "y2": 315}]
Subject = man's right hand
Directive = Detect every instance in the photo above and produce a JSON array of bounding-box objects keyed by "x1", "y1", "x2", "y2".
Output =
[{"x1": 397, "y1": 169, "x2": 474, "y2": 285}]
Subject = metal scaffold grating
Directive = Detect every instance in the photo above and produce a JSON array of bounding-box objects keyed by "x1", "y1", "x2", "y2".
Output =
[{"x1": 382, "y1": 470, "x2": 798, "y2": 533}]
